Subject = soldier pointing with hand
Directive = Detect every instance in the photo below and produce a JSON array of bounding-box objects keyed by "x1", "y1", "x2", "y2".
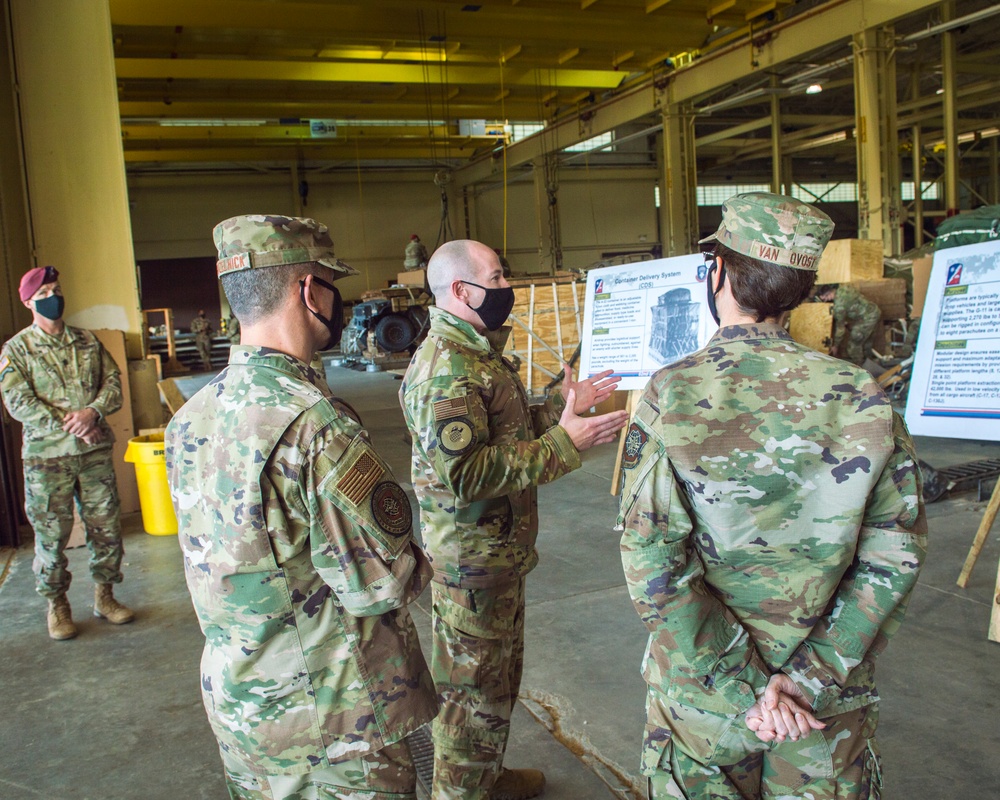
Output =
[{"x1": 400, "y1": 239, "x2": 628, "y2": 800}]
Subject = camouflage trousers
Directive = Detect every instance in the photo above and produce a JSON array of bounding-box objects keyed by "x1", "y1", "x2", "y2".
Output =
[
  {"x1": 196, "y1": 335, "x2": 212, "y2": 368},
  {"x1": 222, "y1": 740, "x2": 418, "y2": 800},
  {"x1": 430, "y1": 579, "x2": 525, "y2": 800},
  {"x1": 643, "y1": 690, "x2": 882, "y2": 800},
  {"x1": 24, "y1": 448, "x2": 124, "y2": 598},
  {"x1": 842, "y1": 322, "x2": 877, "y2": 366}
]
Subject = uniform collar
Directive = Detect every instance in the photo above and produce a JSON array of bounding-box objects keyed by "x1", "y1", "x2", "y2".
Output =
[
  {"x1": 708, "y1": 322, "x2": 793, "y2": 345},
  {"x1": 29, "y1": 323, "x2": 78, "y2": 346},
  {"x1": 429, "y1": 306, "x2": 511, "y2": 354},
  {"x1": 228, "y1": 345, "x2": 325, "y2": 386}
]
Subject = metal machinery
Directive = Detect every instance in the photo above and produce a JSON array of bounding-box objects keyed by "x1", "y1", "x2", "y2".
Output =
[{"x1": 340, "y1": 295, "x2": 430, "y2": 364}]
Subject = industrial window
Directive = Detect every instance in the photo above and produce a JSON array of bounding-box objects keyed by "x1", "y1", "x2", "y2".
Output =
[{"x1": 901, "y1": 181, "x2": 940, "y2": 200}]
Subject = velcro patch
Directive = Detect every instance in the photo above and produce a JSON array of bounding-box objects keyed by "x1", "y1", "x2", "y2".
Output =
[
  {"x1": 370, "y1": 481, "x2": 413, "y2": 538},
  {"x1": 622, "y1": 423, "x2": 648, "y2": 470},
  {"x1": 336, "y1": 450, "x2": 385, "y2": 506},
  {"x1": 433, "y1": 396, "x2": 468, "y2": 421},
  {"x1": 437, "y1": 417, "x2": 476, "y2": 456}
]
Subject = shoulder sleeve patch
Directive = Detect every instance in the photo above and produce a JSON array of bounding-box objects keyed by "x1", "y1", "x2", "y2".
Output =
[
  {"x1": 0, "y1": 354, "x2": 10, "y2": 380},
  {"x1": 370, "y1": 481, "x2": 413, "y2": 539},
  {"x1": 336, "y1": 448, "x2": 385, "y2": 506},
  {"x1": 622, "y1": 422, "x2": 648, "y2": 470},
  {"x1": 436, "y1": 416, "x2": 477, "y2": 456},
  {"x1": 433, "y1": 395, "x2": 469, "y2": 421}
]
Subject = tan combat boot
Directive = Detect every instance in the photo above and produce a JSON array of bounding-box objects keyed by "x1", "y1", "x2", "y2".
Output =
[
  {"x1": 94, "y1": 584, "x2": 136, "y2": 624},
  {"x1": 47, "y1": 595, "x2": 78, "y2": 640},
  {"x1": 489, "y1": 768, "x2": 546, "y2": 800}
]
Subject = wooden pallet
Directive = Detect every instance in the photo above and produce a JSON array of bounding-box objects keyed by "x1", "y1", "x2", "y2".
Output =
[{"x1": 504, "y1": 277, "x2": 585, "y2": 395}]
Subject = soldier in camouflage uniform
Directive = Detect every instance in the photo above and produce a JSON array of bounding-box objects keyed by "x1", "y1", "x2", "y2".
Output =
[
  {"x1": 165, "y1": 215, "x2": 436, "y2": 800},
  {"x1": 405, "y1": 234, "x2": 429, "y2": 269},
  {"x1": 619, "y1": 193, "x2": 927, "y2": 800},
  {"x1": 190, "y1": 308, "x2": 213, "y2": 369},
  {"x1": 225, "y1": 310, "x2": 241, "y2": 345},
  {"x1": 400, "y1": 239, "x2": 628, "y2": 800},
  {"x1": 0, "y1": 265, "x2": 134, "y2": 640},
  {"x1": 816, "y1": 283, "x2": 881, "y2": 366}
]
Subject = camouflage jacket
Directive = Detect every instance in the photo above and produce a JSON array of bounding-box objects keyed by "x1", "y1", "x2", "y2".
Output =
[
  {"x1": 619, "y1": 323, "x2": 926, "y2": 718},
  {"x1": 404, "y1": 240, "x2": 428, "y2": 268},
  {"x1": 165, "y1": 346, "x2": 436, "y2": 776},
  {"x1": 832, "y1": 283, "x2": 880, "y2": 345},
  {"x1": 0, "y1": 324, "x2": 121, "y2": 460},
  {"x1": 400, "y1": 307, "x2": 581, "y2": 588},
  {"x1": 190, "y1": 315, "x2": 212, "y2": 339}
]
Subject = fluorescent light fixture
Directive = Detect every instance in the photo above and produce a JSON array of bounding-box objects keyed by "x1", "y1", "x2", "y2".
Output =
[{"x1": 806, "y1": 83, "x2": 823, "y2": 95}]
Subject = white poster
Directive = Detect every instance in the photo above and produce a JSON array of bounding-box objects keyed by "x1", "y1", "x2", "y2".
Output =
[
  {"x1": 578, "y1": 254, "x2": 718, "y2": 392},
  {"x1": 905, "y1": 239, "x2": 1000, "y2": 440}
]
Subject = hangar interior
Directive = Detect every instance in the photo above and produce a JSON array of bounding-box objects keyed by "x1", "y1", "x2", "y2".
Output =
[{"x1": 1, "y1": 1, "x2": 1000, "y2": 798}]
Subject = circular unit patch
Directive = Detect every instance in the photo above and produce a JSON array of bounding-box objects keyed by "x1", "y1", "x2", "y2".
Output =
[
  {"x1": 437, "y1": 417, "x2": 476, "y2": 456},
  {"x1": 371, "y1": 481, "x2": 412, "y2": 537}
]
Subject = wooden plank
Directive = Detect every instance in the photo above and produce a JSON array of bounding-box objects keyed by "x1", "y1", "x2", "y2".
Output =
[
  {"x1": 957, "y1": 477, "x2": 1000, "y2": 588},
  {"x1": 552, "y1": 283, "x2": 564, "y2": 363},
  {"x1": 990, "y1": 561, "x2": 1000, "y2": 643},
  {"x1": 157, "y1": 378, "x2": 187, "y2": 416},
  {"x1": 610, "y1": 389, "x2": 640, "y2": 496},
  {"x1": 527, "y1": 285, "x2": 535, "y2": 394}
]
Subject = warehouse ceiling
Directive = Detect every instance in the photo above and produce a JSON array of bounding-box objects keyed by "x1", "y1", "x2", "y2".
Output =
[{"x1": 112, "y1": 0, "x2": 1000, "y2": 185}]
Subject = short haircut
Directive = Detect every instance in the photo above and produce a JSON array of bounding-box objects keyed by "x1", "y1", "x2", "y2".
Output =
[
  {"x1": 222, "y1": 261, "x2": 326, "y2": 326},
  {"x1": 714, "y1": 243, "x2": 817, "y2": 322}
]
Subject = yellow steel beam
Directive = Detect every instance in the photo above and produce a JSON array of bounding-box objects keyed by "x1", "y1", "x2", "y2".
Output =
[
  {"x1": 558, "y1": 48, "x2": 580, "y2": 64},
  {"x1": 115, "y1": 57, "x2": 626, "y2": 89},
  {"x1": 612, "y1": 50, "x2": 635, "y2": 68},
  {"x1": 117, "y1": 100, "x2": 549, "y2": 121},
  {"x1": 646, "y1": 0, "x2": 673, "y2": 13},
  {"x1": 120, "y1": 124, "x2": 477, "y2": 141},
  {"x1": 122, "y1": 143, "x2": 489, "y2": 163}
]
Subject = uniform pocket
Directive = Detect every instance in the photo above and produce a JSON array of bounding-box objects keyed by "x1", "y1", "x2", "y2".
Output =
[{"x1": 640, "y1": 724, "x2": 672, "y2": 777}]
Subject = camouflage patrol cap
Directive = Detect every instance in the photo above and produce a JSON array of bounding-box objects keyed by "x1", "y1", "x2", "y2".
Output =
[
  {"x1": 699, "y1": 192, "x2": 834, "y2": 271},
  {"x1": 213, "y1": 215, "x2": 358, "y2": 279}
]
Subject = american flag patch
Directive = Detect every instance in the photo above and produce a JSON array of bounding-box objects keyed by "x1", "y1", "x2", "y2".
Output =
[
  {"x1": 336, "y1": 451, "x2": 384, "y2": 506},
  {"x1": 433, "y1": 396, "x2": 468, "y2": 421}
]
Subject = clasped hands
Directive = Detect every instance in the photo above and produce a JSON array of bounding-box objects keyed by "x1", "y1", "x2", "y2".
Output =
[
  {"x1": 745, "y1": 673, "x2": 825, "y2": 744},
  {"x1": 63, "y1": 407, "x2": 103, "y2": 446}
]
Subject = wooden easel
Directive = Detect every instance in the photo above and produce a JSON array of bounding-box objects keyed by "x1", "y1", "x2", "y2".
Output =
[
  {"x1": 956, "y1": 477, "x2": 1000, "y2": 643},
  {"x1": 610, "y1": 389, "x2": 642, "y2": 497}
]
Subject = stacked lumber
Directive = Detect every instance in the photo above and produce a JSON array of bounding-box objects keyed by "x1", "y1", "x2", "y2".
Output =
[{"x1": 504, "y1": 276, "x2": 584, "y2": 395}]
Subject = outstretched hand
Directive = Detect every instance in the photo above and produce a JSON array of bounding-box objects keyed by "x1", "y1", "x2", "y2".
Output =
[
  {"x1": 745, "y1": 674, "x2": 826, "y2": 743},
  {"x1": 560, "y1": 363, "x2": 621, "y2": 415},
  {"x1": 558, "y1": 388, "x2": 629, "y2": 452}
]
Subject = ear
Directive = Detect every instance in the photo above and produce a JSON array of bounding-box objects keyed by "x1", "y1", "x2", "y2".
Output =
[
  {"x1": 22, "y1": 297, "x2": 33, "y2": 311},
  {"x1": 451, "y1": 279, "x2": 470, "y2": 302},
  {"x1": 299, "y1": 274, "x2": 322, "y2": 314}
]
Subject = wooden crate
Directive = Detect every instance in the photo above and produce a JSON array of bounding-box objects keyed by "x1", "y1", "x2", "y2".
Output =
[
  {"x1": 817, "y1": 239, "x2": 884, "y2": 284},
  {"x1": 853, "y1": 278, "x2": 908, "y2": 320},
  {"x1": 504, "y1": 278, "x2": 585, "y2": 395},
  {"x1": 789, "y1": 302, "x2": 833, "y2": 352}
]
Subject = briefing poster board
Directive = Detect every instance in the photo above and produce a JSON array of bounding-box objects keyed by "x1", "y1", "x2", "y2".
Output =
[
  {"x1": 904, "y1": 239, "x2": 1000, "y2": 440},
  {"x1": 578, "y1": 254, "x2": 718, "y2": 392}
]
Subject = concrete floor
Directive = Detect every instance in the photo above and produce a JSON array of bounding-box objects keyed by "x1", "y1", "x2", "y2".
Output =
[{"x1": 2, "y1": 364, "x2": 999, "y2": 799}]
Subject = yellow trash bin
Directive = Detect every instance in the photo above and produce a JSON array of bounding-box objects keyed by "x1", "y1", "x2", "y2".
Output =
[{"x1": 124, "y1": 433, "x2": 178, "y2": 535}]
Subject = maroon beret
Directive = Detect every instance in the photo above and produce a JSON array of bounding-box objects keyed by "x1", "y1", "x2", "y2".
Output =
[{"x1": 18, "y1": 266, "x2": 59, "y2": 303}]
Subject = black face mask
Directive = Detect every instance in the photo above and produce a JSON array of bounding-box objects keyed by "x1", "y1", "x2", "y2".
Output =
[
  {"x1": 460, "y1": 280, "x2": 515, "y2": 332},
  {"x1": 705, "y1": 258, "x2": 726, "y2": 326},
  {"x1": 299, "y1": 277, "x2": 344, "y2": 351},
  {"x1": 35, "y1": 295, "x2": 65, "y2": 321}
]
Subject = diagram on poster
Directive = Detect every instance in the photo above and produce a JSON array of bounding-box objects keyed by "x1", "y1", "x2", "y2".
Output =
[
  {"x1": 905, "y1": 239, "x2": 1000, "y2": 441},
  {"x1": 578, "y1": 254, "x2": 718, "y2": 392}
]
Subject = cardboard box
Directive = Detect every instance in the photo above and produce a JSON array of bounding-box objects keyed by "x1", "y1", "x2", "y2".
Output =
[
  {"x1": 817, "y1": 239, "x2": 884, "y2": 284},
  {"x1": 911, "y1": 255, "x2": 933, "y2": 318},
  {"x1": 93, "y1": 329, "x2": 140, "y2": 516},
  {"x1": 853, "y1": 278, "x2": 908, "y2": 320},
  {"x1": 128, "y1": 357, "x2": 165, "y2": 431},
  {"x1": 396, "y1": 269, "x2": 426, "y2": 287}
]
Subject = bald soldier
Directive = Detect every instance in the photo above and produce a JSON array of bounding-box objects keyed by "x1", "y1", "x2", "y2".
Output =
[
  {"x1": 400, "y1": 240, "x2": 629, "y2": 800},
  {"x1": 620, "y1": 193, "x2": 926, "y2": 799},
  {"x1": 166, "y1": 215, "x2": 436, "y2": 799}
]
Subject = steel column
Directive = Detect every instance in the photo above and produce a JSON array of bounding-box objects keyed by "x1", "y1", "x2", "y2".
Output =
[{"x1": 661, "y1": 104, "x2": 698, "y2": 256}]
